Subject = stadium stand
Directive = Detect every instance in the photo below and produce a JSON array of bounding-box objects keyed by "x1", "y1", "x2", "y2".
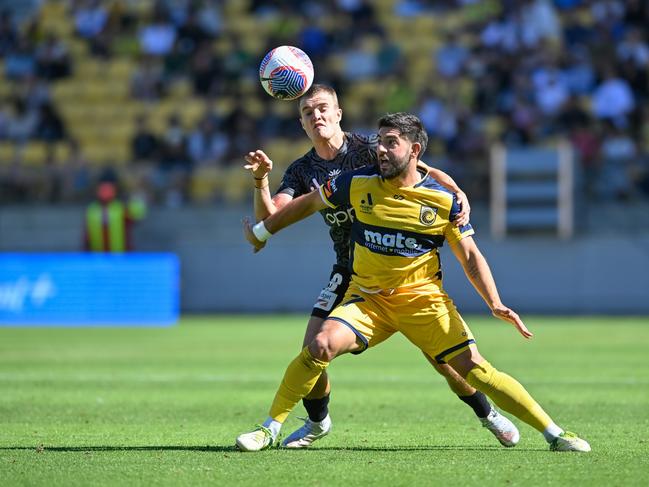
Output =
[{"x1": 0, "y1": 0, "x2": 647, "y2": 212}]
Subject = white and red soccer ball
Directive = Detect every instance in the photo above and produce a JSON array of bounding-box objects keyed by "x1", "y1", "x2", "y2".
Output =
[{"x1": 259, "y1": 46, "x2": 314, "y2": 100}]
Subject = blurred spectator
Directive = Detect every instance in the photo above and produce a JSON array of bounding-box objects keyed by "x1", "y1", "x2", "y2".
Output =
[
  {"x1": 73, "y1": 0, "x2": 111, "y2": 57},
  {"x1": 616, "y1": 27, "x2": 649, "y2": 68},
  {"x1": 62, "y1": 139, "x2": 93, "y2": 202},
  {"x1": 74, "y1": 0, "x2": 108, "y2": 39},
  {"x1": 189, "y1": 41, "x2": 219, "y2": 96},
  {"x1": 131, "y1": 114, "x2": 159, "y2": 162},
  {"x1": 436, "y1": 32, "x2": 469, "y2": 79},
  {"x1": 222, "y1": 101, "x2": 259, "y2": 165},
  {"x1": 507, "y1": 94, "x2": 540, "y2": 145},
  {"x1": 342, "y1": 36, "x2": 380, "y2": 81},
  {"x1": 35, "y1": 33, "x2": 72, "y2": 80},
  {"x1": 623, "y1": 0, "x2": 649, "y2": 31},
  {"x1": 591, "y1": 66, "x2": 635, "y2": 125},
  {"x1": 176, "y1": 8, "x2": 211, "y2": 56},
  {"x1": 558, "y1": 95, "x2": 590, "y2": 132},
  {"x1": 83, "y1": 180, "x2": 147, "y2": 252},
  {"x1": 0, "y1": 99, "x2": 11, "y2": 139},
  {"x1": 221, "y1": 34, "x2": 256, "y2": 91},
  {"x1": 598, "y1": 120, "x2": 637, "y2": 200},
  {"x1": 562, "y1": 9, "x2": 595, "y2": 48},
  {"x1": 561, "y1": 47, "x2": 596, "y2": 96},
  {"x1": 130, "y1": 55, "x2": 166, "y2": 100},
  {"x1": 138, "y1": 5, "x2": 177, "y2": 57},
  {"x1": 570, "y1": 119, "x2": 602, "y2": 199},
  {"x1": 7, "y1": 98, "x2": 37, "y2": 144},
  {"x1": 297, "y1": 20, "x2": 329, "y2": 62},
  {"x1": 393, "y1": 0, "x2": 429, "y2": 17},
  {"x1": 521, "y1": 0, "x2": 561, "y2": 44},
  {"x1": 195, "y1": 1, "x2": 223, "y2": 37},
  {"x1": 188, "y1": 115, "x2": 228, "y2": 165},
  {"x1": 156, "y1": 113, "x2": 191, "y2": 206},
  {"x1": 34, "y1": 101, "x2": 66, "y2": 142},
  {"x1": 0, "y1": 9, "x2": 18, "y2": 56},
  {"x1": 531, "y1": 62, "x2": 569, "y2": 117},
  {"x1": 5, "y1": 38, "x2": 36, "y2": 80}
]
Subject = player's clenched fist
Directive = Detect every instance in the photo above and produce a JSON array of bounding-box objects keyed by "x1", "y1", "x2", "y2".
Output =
[{"x1": 243, "y1": 217, "x2": 267, "y2": 253}]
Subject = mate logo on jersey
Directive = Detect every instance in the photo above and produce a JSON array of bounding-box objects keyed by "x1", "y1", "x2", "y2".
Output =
[
  {"x1": 364, "y1": 229, "x2": 420, "y2": 252},
  {"x1": 419, "y1": 205, "x2": 437, "y2": 226},
  {"x1": 354, "y1": 223, "x2": 444, "y2": 257}
]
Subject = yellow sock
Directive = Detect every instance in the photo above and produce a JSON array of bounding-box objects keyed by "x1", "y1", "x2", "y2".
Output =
[
  {"x1": 269, "y1": 347, "x2": 329, "y2": 423},
  {"x1": 466, "y1": 361, "x2": 553, "y2": 433},
  {"x1": 305, "y1": 372, "x2": 330, "y2": 400}
]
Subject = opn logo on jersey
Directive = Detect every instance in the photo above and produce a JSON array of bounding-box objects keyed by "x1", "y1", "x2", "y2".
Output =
[{"x1": 325, "y1": 207, "x2": 355, "y2": 226}]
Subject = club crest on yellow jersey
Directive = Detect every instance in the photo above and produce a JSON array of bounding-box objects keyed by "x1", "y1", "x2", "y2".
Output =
[{"x1": 419, "y1": 205, "x2": 438, "y2": 226}]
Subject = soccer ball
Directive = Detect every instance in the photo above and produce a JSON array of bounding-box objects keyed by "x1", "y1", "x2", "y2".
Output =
[{"x1": 259, "y1": 46, "x2": 314, "y2": 101}]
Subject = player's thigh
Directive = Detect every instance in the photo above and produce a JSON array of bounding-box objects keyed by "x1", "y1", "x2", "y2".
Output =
[
  {"x1": 398, "y1": 297, "x2": 475, "y2": 363},
  {"x1": 327, "y1": 290, "x2": 396, "y2": 354},
  {"x1": 303, "y1": 315, "x2": 326, "y2": 347}
]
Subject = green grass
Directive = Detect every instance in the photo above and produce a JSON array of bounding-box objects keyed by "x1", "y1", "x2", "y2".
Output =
[{"x1": 1, "y1": 315, "x2": 648, "y2": 486}]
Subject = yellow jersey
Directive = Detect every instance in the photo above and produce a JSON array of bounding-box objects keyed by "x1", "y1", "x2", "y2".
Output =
[{"x1": 319, "y1": 165, "x2": 474, "y2": 292}]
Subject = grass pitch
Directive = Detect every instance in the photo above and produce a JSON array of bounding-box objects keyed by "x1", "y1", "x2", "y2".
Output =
[{"x1": 1, "y1": 315, "x2": 648, "y2": 486}]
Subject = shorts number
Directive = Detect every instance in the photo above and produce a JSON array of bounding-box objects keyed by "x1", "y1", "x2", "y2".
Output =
[{"x1": 327, "y1": 272, "x2": 344, "y2": 292}]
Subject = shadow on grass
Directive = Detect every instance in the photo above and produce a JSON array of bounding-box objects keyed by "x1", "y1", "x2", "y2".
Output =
[
  {"x1": 0, "y1": 445, "x2": 237, "y2": 453},
  {"x1": 0, "y1": 445, "x2": 546, "y2": 452}
]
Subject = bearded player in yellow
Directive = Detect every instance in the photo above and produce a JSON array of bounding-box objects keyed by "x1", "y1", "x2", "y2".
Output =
[{"x1": 237, "y1": 112, "x2": 590, "y2": 453}]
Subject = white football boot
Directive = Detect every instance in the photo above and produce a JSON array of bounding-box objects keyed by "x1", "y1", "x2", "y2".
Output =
[
  {"x1": 480, "y1": 409, "x2": 520, "y2": 447},
  {"x1": 549, "y1": 431, "x2": 591, "y2": 452},
  {"x1": 282, "y1": 414, "x2": 332, "y2": 448},
  {"x1": 235, "y1": 425, "x2": 276, "y2": 452}
]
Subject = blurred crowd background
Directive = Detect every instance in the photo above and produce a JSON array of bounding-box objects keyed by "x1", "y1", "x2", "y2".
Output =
[{"x1": 0, "y1": 0, "x2": 648, "y2": 210}]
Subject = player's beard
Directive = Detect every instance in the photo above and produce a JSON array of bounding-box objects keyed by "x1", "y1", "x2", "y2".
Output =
[{"x1": 379, "y1": 153, "x2": 410, "y2": 179}]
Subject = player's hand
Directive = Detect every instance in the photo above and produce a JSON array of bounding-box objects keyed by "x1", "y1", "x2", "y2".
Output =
[
  {"x1": 491, "y1": 304, "x2": 533, "y2": 339},
  {"x1": 244, "y1": 150, "x2": 273, "y2": 179},
  {"x1": 243, "y1": 217, "x2": 267, "y2": 253},
  {"x1": 454, "y1": 190, "x2": 471, "y2": 227}
]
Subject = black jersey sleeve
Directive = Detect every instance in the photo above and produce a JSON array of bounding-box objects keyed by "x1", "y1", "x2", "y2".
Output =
[{"x1": 275, "y1": 161, "x2": 304, "y2": 198}]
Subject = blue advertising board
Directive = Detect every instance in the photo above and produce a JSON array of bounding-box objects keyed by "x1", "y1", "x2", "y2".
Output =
[{"x1": 0, "y1": 253, "x2": 179, "y2": 326}]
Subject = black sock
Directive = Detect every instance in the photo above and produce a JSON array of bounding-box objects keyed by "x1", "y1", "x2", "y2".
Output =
[
  {"x1": 458, "y1": 391, "x2": 492, "y2": 418},
  {"x1": 302, "y1": 393, "x2": 330, "y2": 422}
]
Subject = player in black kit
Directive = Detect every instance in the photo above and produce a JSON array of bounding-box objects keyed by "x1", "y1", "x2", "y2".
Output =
[{"x1": 244, "y1": 84, "x2": 518, "y2": 449}]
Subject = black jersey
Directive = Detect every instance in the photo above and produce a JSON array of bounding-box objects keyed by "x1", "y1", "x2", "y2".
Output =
[{"x1": 276, "y1": 132, "x2": 378, "y2": 267}]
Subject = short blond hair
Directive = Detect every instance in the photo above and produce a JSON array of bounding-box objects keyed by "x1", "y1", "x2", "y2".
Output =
[{"x1": 298, "y1": 84, "x2": 339, "y2": 111}]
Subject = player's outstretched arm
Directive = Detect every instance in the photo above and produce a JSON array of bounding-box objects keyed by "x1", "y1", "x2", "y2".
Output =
[
  {"x1": 417, "y1": 161, "x2": 470, "y2": 227},
  {"x1": 243, "y1": 189, "x2": 328, "y2": 253},
  {"x1": 245, "y1": 149, "x2": 293, "y2": 221},
  {"x1": 449, "y1": 236, "x2": 533, "y2": 339}
]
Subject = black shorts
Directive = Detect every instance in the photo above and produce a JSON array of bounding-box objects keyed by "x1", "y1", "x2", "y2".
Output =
[{"x1": 311, "y1": 265, "x2": 351, "y2": 319}]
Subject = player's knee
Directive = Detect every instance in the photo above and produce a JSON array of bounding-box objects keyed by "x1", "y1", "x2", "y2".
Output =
[
  {"x1": 308, "y1": 333, "x2": 338, "y2": 362},
  {"x1": 448, "y1": 347, "x2": 485, "y2": 378}
]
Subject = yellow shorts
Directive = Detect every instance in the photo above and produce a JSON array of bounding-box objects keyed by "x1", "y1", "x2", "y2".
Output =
[{"x1": 327, "y1": 283, "x2": 475, "y2": 363}]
